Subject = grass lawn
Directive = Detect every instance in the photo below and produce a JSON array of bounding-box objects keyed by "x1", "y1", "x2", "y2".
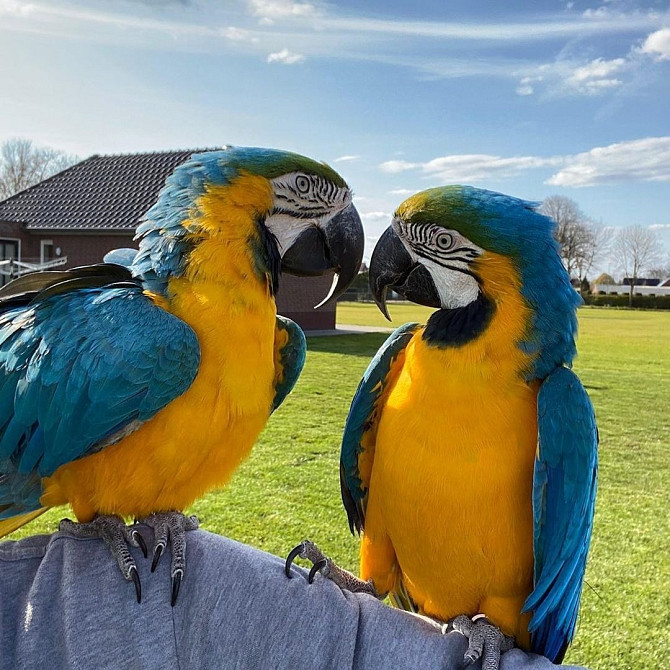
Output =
[{"x1": 7, "y1": 303, "x2": 669, "y2": 669}]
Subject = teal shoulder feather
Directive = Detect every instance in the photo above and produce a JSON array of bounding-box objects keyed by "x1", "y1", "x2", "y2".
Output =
[
  {"x1": 271, "y1": 316, "x2": 306, "y2": 413},
  {"x1": 523, "y1": 366, "x2": 598, "y2": 662},
  {"x1": 0, "y1": 270, "x2": 200, "y2": 519},
  {"x1": 340, "y1": 323, "x2": 420, "y2": 534}
]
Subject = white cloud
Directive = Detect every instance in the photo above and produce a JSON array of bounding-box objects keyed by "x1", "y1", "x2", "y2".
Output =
[
  {"x1": 379, "y1": 160, "x2": 420, "y2": 173},
  {"x1": 640, "y1": 28, "x2": 670, "y2": 61},
  {"x1": 582, "y1": 6, "x2": 610, "y2": 19},
  {"x1": 0, "y1": 0, "x2": 34, "y2": 15},
  {"x1": 569, "y1": 56, "x2": 625, "y2": 82},
  {"x1": 380, "y1": 137, "x2": 670, "y2": 187},
  {"x1": 334, "y1": 155, "x2": 359, "y2": 162},
  {"x1": 382, "y1": 154, "x2": 562, "y2": 183},
  {"x1": 266, "y1": 48, "x2": 304, "y2": 64},
  {"x1": 360, "y1": 211, "x2": 391, "y2": 221},
  {"x1": 548, "y1": 137, "x2": 670, "y2": 186},
  {"x1": 649, "y1": 224, "x2": 670, "y2": 230},
  {"x1": 519, "y1": 56, "x2": 628, "y2": 97},
  {"x1": 220, "y1": 26, "x2": 257, "y2": 42},
  {"x1": 389, "y1": 188, "x2": 414, "y2": 195},
  {"x1": 248, "y1": 0, "x2": 317, "y2": 21}
]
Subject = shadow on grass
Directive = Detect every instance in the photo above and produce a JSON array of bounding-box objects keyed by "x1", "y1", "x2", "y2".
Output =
[{"x1": 306, "y1": 333, "x2": 390, "y2": 357}]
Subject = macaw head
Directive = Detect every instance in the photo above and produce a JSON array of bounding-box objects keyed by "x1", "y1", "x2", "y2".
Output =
[
  {"x1": 131, "y1": 146, "x2": 364, "y2": 305},
  {"x1": 369, "y1": 185, "x2": 581, "y2": 379}
]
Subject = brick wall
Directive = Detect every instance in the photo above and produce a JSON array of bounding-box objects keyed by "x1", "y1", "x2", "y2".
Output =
[
  {"x1": 26, "y1": 232, "x2": 136, "y2": 268},
  {"x1": 276, "y1": 273, "x2": 336, "y2": 331}
]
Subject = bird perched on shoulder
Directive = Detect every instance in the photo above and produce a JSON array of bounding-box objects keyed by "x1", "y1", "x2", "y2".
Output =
[
  {"x1": 0, "y1": 146, "x2": 363, "y2": 604},
  {"x1": 287, "y1": 185, "x2": 597, "y2": 667}
]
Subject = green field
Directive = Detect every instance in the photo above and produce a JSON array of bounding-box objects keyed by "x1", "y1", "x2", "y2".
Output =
[{"x1": 8, "y1": 304, "x2": 670, "y2": 669}]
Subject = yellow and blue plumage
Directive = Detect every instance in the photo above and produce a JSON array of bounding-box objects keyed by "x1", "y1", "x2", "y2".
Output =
[
  {"x1": 338, "y1": 186, "x2": 597, "y2": 664},
  {"x1": 0, "y1": 147, "x2": 363, "y2": 602}
]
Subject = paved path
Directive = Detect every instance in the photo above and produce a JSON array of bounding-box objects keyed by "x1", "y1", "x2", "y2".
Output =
[{"x1": 307, "y1": 324, "x2": 394, "y2": 337}]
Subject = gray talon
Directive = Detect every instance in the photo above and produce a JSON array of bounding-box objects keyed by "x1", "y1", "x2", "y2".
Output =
[
  {"x1": 452, "y1": 615, "x2": 515, "y2": 670},
  {"x1": 58, "y1": 514, "x2": 143, "y2": 602},
  {"x1": 140, "y1": 512, "x2": 199, "y2": 606},
  {"x1": 308, "y1": 558, "x2": 328, "y2": 584},
  {"x1": 284, "y1": 539, "x2": 378, "y2": 596}
]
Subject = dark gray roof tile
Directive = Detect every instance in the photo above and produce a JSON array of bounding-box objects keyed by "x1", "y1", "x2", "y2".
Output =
[{"x1": 0, "y1": 148, "x2": 219, "y2": 231}]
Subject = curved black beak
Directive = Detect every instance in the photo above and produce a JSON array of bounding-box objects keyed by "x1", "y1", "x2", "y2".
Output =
[
  {"x1": 280, "y1": 204, "x2": 364, "y2": 308},
  {"x1": 369, "y1": 226, "x2": 440, "y2": 320}
]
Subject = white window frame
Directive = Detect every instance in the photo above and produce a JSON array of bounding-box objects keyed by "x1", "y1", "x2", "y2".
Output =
[{"x1": 40, "y1": 239, "x2": 54, "y2": 264}]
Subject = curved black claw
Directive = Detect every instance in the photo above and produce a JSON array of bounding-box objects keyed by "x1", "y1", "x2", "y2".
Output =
[
  {"x1": 140, "y1": 512, "x2": 199, "y2": 607},
  {"x1": 285, "y1": 543, "x2": 305, "y2": 578},
  {"x1": 171, "y1": 571, "x2": 182, "y2": 607},
  {"x1": 132, "y1": 530, "x2": 148, "y2": 559},
  {"x1": 59, "y1": 515, "x2": 145, "y2": 604},
  {"x1": 129, "y1": 566, "x2": 142, "y2": 604},
  {"x1": 308, "y1": 559, "x2": 328, "y2": 584},
  {"x1": 151, "y1": 543, "x2": 165, "y2": 573},
  {"x1": 284, "y1": 539, "x2": 378, "y2": 596}
]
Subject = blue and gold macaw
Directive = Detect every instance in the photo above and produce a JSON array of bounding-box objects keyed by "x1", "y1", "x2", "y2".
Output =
[
  {"x1": 288, "y1": 185, "x2": 596, "y2": 666},
  {"x1": 0, "y1": 147, "x2": 363, "y2": 604}
]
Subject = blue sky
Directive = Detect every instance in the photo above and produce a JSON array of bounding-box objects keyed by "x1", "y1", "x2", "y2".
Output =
[{"x1": 1, "y1": 0, "x2": 669, "y2": 273}]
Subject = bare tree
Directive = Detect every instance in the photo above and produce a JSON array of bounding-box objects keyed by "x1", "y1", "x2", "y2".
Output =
[
  {"x1": 0, "y1": 138, "x2": 78, "y2": 200},
  {"x1": 647, "y1": 261, "x2": 670, "y2": 280},
  {"x1": 540, "y1": 195, "x2": 607, "y2": 290},
  {"x1": 611, "y1": 226, "x2": 663, "y2": 306}
]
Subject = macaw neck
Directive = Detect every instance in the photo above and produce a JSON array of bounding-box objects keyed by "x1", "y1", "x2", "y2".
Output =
[
  {"x1": 166, "y1": 234, "x2": 275, "y2": 317},
  {"x1": 419, "y1": 251, "x2": 536, "y2": 381},
  {"x1": 423, "y1": 293, "x2": 494, "y2": 347}
]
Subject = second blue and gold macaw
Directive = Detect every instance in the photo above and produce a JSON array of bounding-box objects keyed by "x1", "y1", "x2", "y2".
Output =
[
  {"x1": 0, "y1": 147, "x2": 363, "y2": 603},
  {"x1": 288, "y1": 185, "x2": 597, "y2": 666}
]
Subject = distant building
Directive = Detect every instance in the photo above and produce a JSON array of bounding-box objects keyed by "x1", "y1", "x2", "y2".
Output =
[
  {"x1": 622, "y1": 277, "x2": 660, "y2": 287},
  {"x1": 0, "y1": 149, "x2": 335, "y2": 330},
  {"x1": 593, "y1": 279, "x2": 670, "y2": 296}
]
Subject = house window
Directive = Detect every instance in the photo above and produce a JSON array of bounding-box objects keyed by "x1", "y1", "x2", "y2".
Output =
[
  {"x1": 0, "y1": 239, "x2": 19, "y2": 286},
  {"x1": 41, "y1": 240, "x2": 54, "y2": 263}
]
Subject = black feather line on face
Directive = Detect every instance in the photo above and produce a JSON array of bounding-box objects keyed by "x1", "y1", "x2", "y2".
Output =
[
  {"x1": 423, "y1": 292, "x2": 494, "y2": 347},
  {"x1": 256, "y1": 216, "x2": 282, "y2": 296}
]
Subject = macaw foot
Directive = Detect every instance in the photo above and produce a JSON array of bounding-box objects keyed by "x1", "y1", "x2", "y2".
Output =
[
  {"x1": 452, "y1": 614, "x2": 515, "y2": 670},
  {"x1": 285, "y1": 539, "x2": 378, "y2": 597},
  {"x1": 139, "y1": 511, "x2": 199, "y2": 606},
  {"x1": 59, "y1": 515, "x2": 147, "y2": 603}
]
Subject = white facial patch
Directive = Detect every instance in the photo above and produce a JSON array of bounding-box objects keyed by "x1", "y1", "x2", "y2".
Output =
[
  {"x1": 264, "y1": 212, "x2": 315, "y2": 256},
  {"x1": 393, "y1": 217, "x2": 484, "y2": 309},
  {"x1": 270, "y1": 172, "x2": 351, "y2": 219},
  {"x1": 267, "y1": 172, "x2": 351, "y2": 257},
  {"x1": 421, "y1": 258, "x2": 480, "y2": 309}
]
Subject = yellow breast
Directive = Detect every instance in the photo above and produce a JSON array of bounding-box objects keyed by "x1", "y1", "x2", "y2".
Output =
[
  {"x1": 41, "y1": 176, "x2": 279, "y2": 520},
  {"x1": 362, "y1": 252, "x2": 539, "y2": 644}
]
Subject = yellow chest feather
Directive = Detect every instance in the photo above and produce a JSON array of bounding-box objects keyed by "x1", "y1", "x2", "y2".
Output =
[
  {"x1": 362, "y1": 253, "x2": 539, "y2": 641},
  {"x1": 42, "y1": 178, "x2": 279, "y2": 520}
]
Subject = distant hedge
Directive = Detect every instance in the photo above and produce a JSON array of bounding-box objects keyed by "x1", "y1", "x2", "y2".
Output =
[{"x1": 582, "y1": 294, "x2": 670, "y2": 310}]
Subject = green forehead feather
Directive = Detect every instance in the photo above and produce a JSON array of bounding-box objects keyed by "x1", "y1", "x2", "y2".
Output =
[
  {"x1": 396, "y1": 186, "x2": 483, "y2": 241},
  {"x1": 222, "y1": 147, "x2": 347, "y2": 187}
]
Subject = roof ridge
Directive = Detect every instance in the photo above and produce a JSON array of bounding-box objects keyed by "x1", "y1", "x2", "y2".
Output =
[{"x1": 95, "y1": 147, "x2": 221, "y2": 158}]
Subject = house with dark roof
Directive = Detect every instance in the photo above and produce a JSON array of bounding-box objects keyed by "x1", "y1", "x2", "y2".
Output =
[{"x1": 0, "y1": 149, "x2": 337, "y2": 330}]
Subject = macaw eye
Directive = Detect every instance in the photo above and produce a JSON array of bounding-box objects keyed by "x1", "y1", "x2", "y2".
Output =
[
  {"x1": 435, "y1": 232, "x2": 454, "y2": 251},
  {"x1": 296, "y1": 175, "x2": 310, "y2": 193}
]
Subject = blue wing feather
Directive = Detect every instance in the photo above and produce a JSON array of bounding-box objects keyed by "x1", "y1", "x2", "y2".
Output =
[
  {"x1": 271, "y1": 315, "x2": 306, "y2": 413},
  {"x1": 523, "y1": 367, "x2": 598, "y2": 662},
  {"x1": 340, "y1": 323, "x2": 419, "y2": 533},
  {"x1": 0, "y1": 285, "x2": 200, "y2": 518}
]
